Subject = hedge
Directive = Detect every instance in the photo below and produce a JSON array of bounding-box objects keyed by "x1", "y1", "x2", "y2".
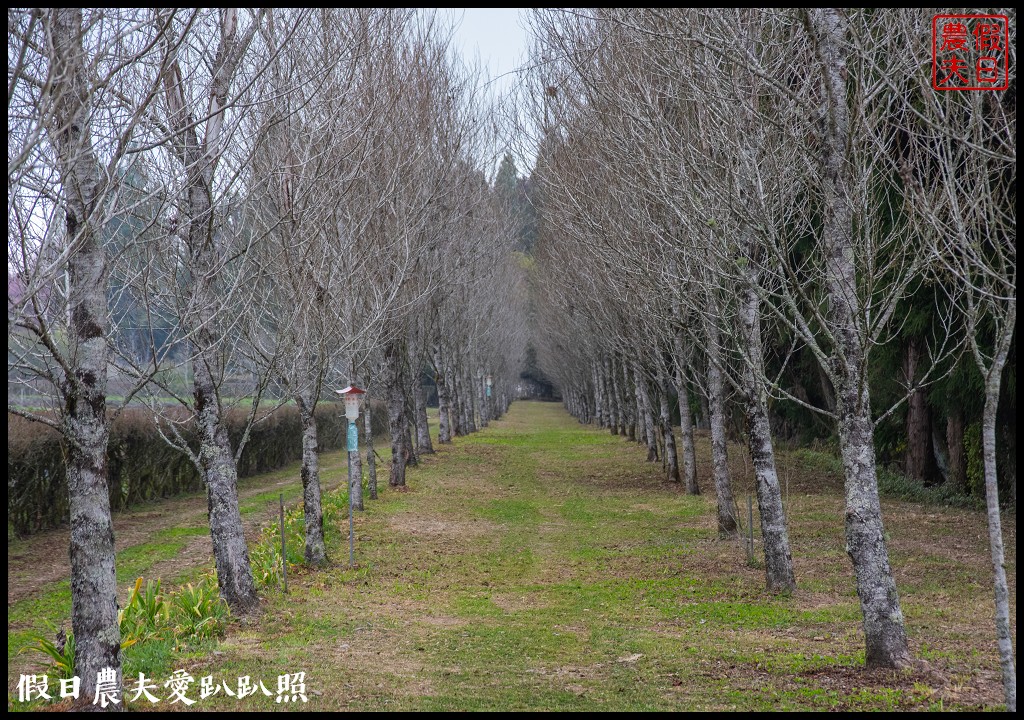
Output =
[{"x1": 8, "y1": 401, "x2": 388, "y2": 536}]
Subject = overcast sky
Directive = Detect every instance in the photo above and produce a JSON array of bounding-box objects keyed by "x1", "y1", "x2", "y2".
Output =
[
  {"x1": 441, "y1": 8, "x2": 535, "y2": 172},
  {"x1": 443, "y1": 8, "x2": 530, "y2": 98}
]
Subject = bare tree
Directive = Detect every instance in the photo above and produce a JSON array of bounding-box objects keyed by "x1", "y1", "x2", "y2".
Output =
[
  {"x1": 149, "y1": 7, "x2": 269, "y2": 613},
  {"x1": 8, "y1": 7, "x2": 176, "y2": 703},
  {"x1": 522, "y1": 8, "x2": 977, "y2": 665},
  {"x1": 902, "y1": 20, "x2": 1017, "y2": 706},
  {"x1": 247, "y1": 8, "x2": 414, "y2": 558}
]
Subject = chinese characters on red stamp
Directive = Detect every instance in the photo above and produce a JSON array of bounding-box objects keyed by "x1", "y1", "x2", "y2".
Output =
[{"x1": 932, "y1": 14, "x2": 1009, "y2": 90}]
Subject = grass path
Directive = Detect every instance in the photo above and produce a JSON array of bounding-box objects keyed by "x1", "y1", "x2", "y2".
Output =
[
  {"x1": 8, "y1": 402, "x2": 1015, "y2": 710},
  {"x1": 7, "y1": 445, "x2": 352, "y2": 686}
]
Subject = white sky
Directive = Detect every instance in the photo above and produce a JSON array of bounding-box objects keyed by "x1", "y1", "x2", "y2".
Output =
[
  {"x1": 440, "y1": 8, "x2": 535, "y2": 173},
  {"x1": 442, "y1": 8, "x2": 530, "y2": 97}
]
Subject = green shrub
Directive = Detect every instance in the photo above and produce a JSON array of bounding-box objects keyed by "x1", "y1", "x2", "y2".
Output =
[
  {"x1": 119, "y1": 577, "x2": 171, "y2": 646},
  {"x1": 17, "y1": 622, "x2": 76, "y2": 680},
  {"x1": 8, "y1": 401, "x2": 357, "y2": 536},
  {"x1": 876, "y1": 465, "x2": 981, "y2": 510},
  {"x1": 18, "y1": 572, "x2": 251, "y2": 693},
  {"x1": 250, "y1": 499, "x2": 320, "y2": 590},
  {"x1": 247, "y1": 480, "x2": 356, "y2": 594},
  {"x1": 170, "y1": 576, "x2": 229, "y2": 643},
  {"x1": 250, "y1": 539, "x2": 283, "y2": 590}
]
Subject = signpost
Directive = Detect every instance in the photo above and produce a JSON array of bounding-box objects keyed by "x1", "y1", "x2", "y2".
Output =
[
  {"x1": 485, "y1": 374, "x2": 493, "y2": 422},
  {"x1": 337, "y1": 385, "x2": 365, "y2": 567}
]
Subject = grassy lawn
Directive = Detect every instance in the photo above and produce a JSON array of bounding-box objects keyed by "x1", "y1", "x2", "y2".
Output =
[{"x1": 8, "y1": 402, "x2": 1015, "y2": 711}]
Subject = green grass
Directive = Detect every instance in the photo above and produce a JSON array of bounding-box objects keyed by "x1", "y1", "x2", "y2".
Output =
[{"x1": 7, "y1": 402, "x2": 1014, "y2": 711}]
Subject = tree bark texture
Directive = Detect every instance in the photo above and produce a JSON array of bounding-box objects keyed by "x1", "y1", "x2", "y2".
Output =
[
  {"x1": 609, "y1": 355, "x2": 626, "y2": 436},
  {"x1": 635, "y1": 362, "x2": 659, "y2": 461},
  {"x1": 603, "y1": 355, "x2": 618, "y2": 432},
  {"x1": 738, "y1": 273, "x2": 795, "y2": 592},
  {"x1": 673, "y1": 331, "x2": 700, "y2": 495},
  {"x1": 384, "y1": 341, "x2": 408, "y2": 487},
  {"x1": 706, "y1": 317, "x2": 737, "y2": 537},
  {"x1": 622, "y1": 358, "x2": 637, "y2": 441},
  {"x1": 49, "y1": 8, "x2": 123, "y2": 701},
  {"x1": 364, "y1": 396, "x2": 378, "y2": 500},
  {"x1": 981, "y1": 309, "x2": 1016, "y2": 711},
  {"x1": 295, "y1": 395, "x2": 327, "y2": 563},
  {"x1": 195, "y1": 362, "x2": 258, "y2": 613},
  {"x1": 463, "y1": 364, "x2": 478, "y2": 434},
  {"x1": 163, "y1": 7, "x2": 259, "y2": 615},
  {"x1": 904, "y1": 339, "x2": 936, "y2": 484},
  {"x1": 811, "y1": 6, "x2": 909, "y2": 668},
  {"x1": 447, "y1": 359, "x2": 461, "y2": 437},
  {"x1": 945, "y1": 410, "x2": 967, "y2": 494},
  {"x1": 413, "y1": 372, "x2": 434, "y2": 454},
  {"x1": 659, "y1": 368, "x2": 681, "y2": 483},
  {"x1": 478, "y1": 372, "x2": 489, "y2": 427}
]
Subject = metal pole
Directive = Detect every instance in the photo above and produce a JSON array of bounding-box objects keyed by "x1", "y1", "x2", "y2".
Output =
[
  {"x1": 348, "y1": 450, "x2": 355, "y2": 568},
  {"x1": 348, "y1": 417, "x2": 356, "y2": 569},
  {"x1": 280, "y1": 493, "x2": 287, "y2": 594}
]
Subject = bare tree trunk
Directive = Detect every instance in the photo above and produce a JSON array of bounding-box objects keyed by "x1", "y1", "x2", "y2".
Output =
[
  {"x1": 189, "y1": 206, "x2": 257, "y2": 611},
  {"x1": 904, "y1": 339, "x2": 935, "y2": 484},
  {"x1": 453, "y1": 363, "x2": 467, "y2": 435},
  {"x1": 946, "y1": 409, "x2": 967, "y2": 494},
  {"x1": 673, "y1": 332, "x2": 700, "y2": 495},
  {"x1": 811, "y1": 6, "x2": 909, "y2": 669},
  {"x1": 351, "y1": 418, "x2": 365, "y2": 482},
  {"x1": 194, "y1": 360, "x2": 258, "y2": 613},
  {"x1": 407, "y1": 337, "x2": 433, "y2": 454},
  {"x1": 462, "y1": 364, "x2": 477, "y2": 433},
  {"x1": 384, "y1": 341, "x2": 407, "y2": 487},
  {"x1": 628, "y1": 362, "x2": 641, "y2": 443},
  {"x1": 66, "y1": 396, "x2": 121, "y2": 708},
  {"x1": 295, "y1": 395, "x2": 327, "y2": 563},
  {"x1": 623, "y1": 358, "x2": 637, "y2": 441},
  {"x1": 473, "y1": 370, "x2": 485, "y2": 428},
  {"x1": 592, "y1": 361, "x2": 605, "y2": 427},
  {"x1": 838, "y1": 399, "x2": 909, "y2": 667},
  {"x1": 475, "y1": 372, "x2": 487, "y2": 428},
  {"x1": 50, "y1": 8, "x2": 122, "y2": 698},
  {"x1": 162, "y1": 7, "x2": 259, "y2": 616},
  {"x1": 628, "y1": 361, "x2": 640, "y2": 442},
  {"x1": 364, "y1": 395, "x2": 378, "y2": 500},
  {"x1": 413, "y1": 369, "x2": 434, "y2": 454},
  {"x1": 635, "y1": 362, "x2": 658, "y2": 461},
  {"x1": 603, "y1": 355, "x2": 618, "y2": 433},
  {"x1": 447, "y1": 359, "x2": 462, "y2": 437},
  {"x1": 609, "y1": 355, "x2": 626, "y2": 436},
  {"x1": 659, "y1": 368, "x2": 681, "y2": 483},
  {"x1": 489, "y1": 373, "x2": 498, "y2": 421},
  {"x1": 980, "y1": 312, "x2": 1016, "y2": 711},
  {"x1": 697, "y1": 392, "x2": 711, "y2": 430},
  {"x1": 706, "y1": 317, "x2": 737, "y2": 537},
  {"x1": 738, "y1": 273, "x2": 795, "y2": 592},
  {"x1": 678, "y1": 380, "x2": 700, "y2": 495},
  {"x1": 433, "y1": 346, "x2": 452, "y2": 443},
  {"x1": 405, "y1": 407, "x2": 418, "y2": 467}
]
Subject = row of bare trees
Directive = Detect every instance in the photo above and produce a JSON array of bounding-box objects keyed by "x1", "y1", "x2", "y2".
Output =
[
  {"x1": 8, "y1": 7, "x2": 528, "y2": 705},
  {"x1": 521, "y1": 8, "x2": 1014, "y2": 709}
]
